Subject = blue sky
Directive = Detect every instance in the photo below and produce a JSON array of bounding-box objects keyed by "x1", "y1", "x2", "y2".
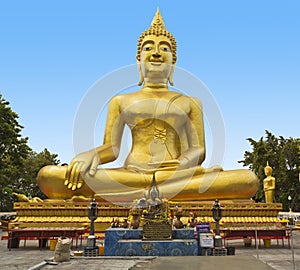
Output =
[{"x1": 1, "y1": 1, "x2": 299, "y2": 170}]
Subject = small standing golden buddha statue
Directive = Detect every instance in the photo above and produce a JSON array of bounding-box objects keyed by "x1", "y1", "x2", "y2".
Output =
[{"x1": 263, "y1": 162, "x2": 276, "y2": 203}]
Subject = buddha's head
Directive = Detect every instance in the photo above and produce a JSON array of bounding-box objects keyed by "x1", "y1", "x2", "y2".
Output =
[
  {"x1": 136, "y1": 9, "x2": 177, "y2": 86},
  {"x1": 264, "y1": 162, "x2": 273, "y2": 176}
]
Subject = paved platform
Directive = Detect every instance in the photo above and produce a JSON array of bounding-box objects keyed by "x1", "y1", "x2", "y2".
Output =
[{"x1": 1, "y1": 229, "x2": 299, "y2": 269}]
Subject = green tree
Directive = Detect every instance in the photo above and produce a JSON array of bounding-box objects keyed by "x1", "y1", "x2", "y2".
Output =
[
  {"x1": 239, "y1": 130, "x2": 300, "y2": 211},
  {"x1": 0, "y1": 94, "x2": 60, "y2": 210},
  {"x1": 0, "y1": 94, "x2": 31, "y2": 211},
  {"x1": 16, "y1": 148, "x2": 60, "y2": 200}
]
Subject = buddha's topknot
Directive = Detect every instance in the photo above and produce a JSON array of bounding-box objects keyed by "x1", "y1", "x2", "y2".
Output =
[{"x1": 136, "y1": 8, "x2": 177, "y2": 64}]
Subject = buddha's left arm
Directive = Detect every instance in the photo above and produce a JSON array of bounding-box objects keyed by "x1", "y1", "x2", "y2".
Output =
[{"x1": 179, "y1": 97, "x2": 206, "y2": 167}]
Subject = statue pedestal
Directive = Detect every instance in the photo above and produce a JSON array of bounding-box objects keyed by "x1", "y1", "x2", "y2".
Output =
[
  {"x1": 11, "y1": 201, "x2": 131, "y2": 237},
  {"x1": 87, "y1": 235, "x2": 96, "y2": 248},
  {"x1": 104, "y1": 228, "x2": 197, "y2": 256},
  {"x1": 12, "y1": 200, "x2": 283, "y2": 240}
]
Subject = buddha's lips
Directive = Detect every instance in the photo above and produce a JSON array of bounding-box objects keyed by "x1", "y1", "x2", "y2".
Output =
[{"x1": 150, "y1": 62, "x2": 163, "y2": 66}]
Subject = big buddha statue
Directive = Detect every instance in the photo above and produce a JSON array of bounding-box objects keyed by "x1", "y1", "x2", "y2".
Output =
[{"x1": 37, "y1": 9, "x2": 258, "y2": 202}]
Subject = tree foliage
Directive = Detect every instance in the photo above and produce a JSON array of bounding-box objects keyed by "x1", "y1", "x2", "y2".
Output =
[
  {"x1": 0, "y1": 94, "x2": 60, "y2": 211},
  {"x1": 239, "y1": 130, "x2": 300, "y2": 211},
  {"x1": 16, "y1": 149, "x2": 60, "y2": 199},
  {"x1": 0, "y1": 94, "x2": 30, "y2": 210}
]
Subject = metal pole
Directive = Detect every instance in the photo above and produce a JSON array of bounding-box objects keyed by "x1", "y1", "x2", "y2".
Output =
[
  {"x1": 216, "y1": 221, "x2": 220, "y2": 236},
  {"x1": 90, "y1": 220, "x2": 95, "y2": 236},
  {"x1": 255, "y1": 222, "x2": 259, "y2": 259},
  {"x1": 290, "y1": 228, "x2": 295, "y2": 270}
]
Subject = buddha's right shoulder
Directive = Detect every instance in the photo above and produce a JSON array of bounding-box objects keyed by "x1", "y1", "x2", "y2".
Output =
[
  {"x1": 109, "y1": 92, "x2": 139, "y2": 103},
  {"x1": 109, "y1": 95, "x2": 124, "y2": 104},
  {"x1": 108, "y1": 94, "x2": 135, "y2": 109},
  {"x1": 106, "y1": 96, "x2": 122, "y2": 110}
]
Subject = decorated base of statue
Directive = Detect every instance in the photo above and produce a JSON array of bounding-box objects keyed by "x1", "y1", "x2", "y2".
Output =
[
  {"x1": 83, "y1": 246, "x2": 99, "y2": 257},
  {"x1": 11, "y1": 200, "x2": 283, "y2": 233},
  {"x1": 104, "y1": 228, "x2": 198, "y2": 256}
]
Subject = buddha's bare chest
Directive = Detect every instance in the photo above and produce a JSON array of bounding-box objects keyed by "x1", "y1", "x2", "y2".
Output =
[{"x1": 121, "y1": 98, "x2": 189, "y2": 128}]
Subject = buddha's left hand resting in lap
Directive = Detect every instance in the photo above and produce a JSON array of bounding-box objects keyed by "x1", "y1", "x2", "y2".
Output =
[{"x1": 37, "y1": 10, "x2": 258, "y2": 202}]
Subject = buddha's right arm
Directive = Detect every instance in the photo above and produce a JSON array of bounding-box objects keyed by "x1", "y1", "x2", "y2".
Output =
[
  {"x1": 94, "y1": 143, "x2": 120, "y2": 164},
  {"x1": 65, "y1": 96, "x2": 124, "y2": 190},
  {"x1": 64, "y1": 143, "x2": 119, "y2": 190}
]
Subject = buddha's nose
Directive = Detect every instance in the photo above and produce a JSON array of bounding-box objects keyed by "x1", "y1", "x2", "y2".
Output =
[{"x1": 152, "y1": 45, "x2": 161, "y2": 57}]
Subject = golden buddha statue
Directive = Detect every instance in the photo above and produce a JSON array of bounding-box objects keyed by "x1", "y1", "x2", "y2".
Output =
[
  {"x1": 263, "y1": 162, "x2": 276, "y2": 203},
  {"x1": 37, "y1": 9, "x2": 259, "y2": 202}
]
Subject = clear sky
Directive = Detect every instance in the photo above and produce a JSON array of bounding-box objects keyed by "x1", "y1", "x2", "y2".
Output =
[{"x1": 1, "y1": 1, "x2": 299, "y2": 170}]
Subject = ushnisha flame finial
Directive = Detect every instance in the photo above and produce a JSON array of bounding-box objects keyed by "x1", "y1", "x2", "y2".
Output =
[
  {"x1": 136, "y1": 8, "x2": 177, "y2": 64},
  {"x1": 150, "y1": 8, "x2": 165, "y2": 32}
]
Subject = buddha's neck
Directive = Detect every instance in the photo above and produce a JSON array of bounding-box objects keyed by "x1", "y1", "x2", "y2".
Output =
[
  {"x1": 143, "y1": 77, "x2": 169, "y2": 89},
  {"x1": 143, "y1": 83, "x2": 168, "y2": 90}
]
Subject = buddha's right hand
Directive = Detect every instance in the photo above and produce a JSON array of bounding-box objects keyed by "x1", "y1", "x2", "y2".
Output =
[{"x1": 64, "y1": 150, "x2": 99, "y2": 191}]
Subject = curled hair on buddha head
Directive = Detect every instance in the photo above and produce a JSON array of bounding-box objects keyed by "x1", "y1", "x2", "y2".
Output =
[{"x1": 136, "y1": 8, "x2": 177, "y2": 64}]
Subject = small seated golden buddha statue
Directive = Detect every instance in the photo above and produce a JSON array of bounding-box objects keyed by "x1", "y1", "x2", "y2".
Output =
[{"x1": 37, "y1": 9, "x2": 258, "y2": 202}]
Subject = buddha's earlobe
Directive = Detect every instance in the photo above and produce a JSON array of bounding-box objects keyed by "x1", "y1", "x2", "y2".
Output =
[
  {"x1": 137, "y1": 61, "x2": 144, "y2": 86},
  {"x1": 168, "y1": 64, "x2": 175, "y2": 86}
]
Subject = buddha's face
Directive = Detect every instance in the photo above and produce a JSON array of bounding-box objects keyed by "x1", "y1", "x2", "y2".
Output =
[
  {"x1": 140, "y1": 35, "x2": 173, "y2": 83},
  {"x1": 264, "y1": 167, "x2": 272, "y2": 176}
]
